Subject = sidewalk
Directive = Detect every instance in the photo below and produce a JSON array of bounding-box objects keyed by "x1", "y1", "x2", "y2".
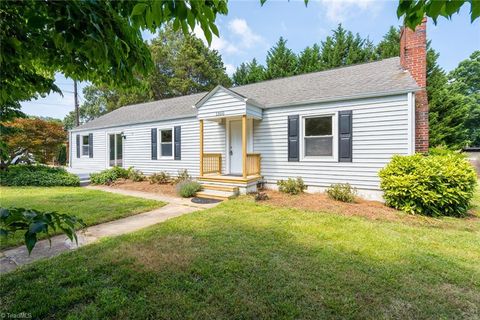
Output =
[{"x1": 0, "y1": 187, "x2": 218, "y2": 273}]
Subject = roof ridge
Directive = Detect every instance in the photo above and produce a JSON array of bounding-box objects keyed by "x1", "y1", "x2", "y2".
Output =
[{"x1": 230, "y1": 57, "x2": 400, "y2": 90}]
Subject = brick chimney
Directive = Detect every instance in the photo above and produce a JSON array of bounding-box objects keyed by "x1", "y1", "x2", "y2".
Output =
[{"x1": 400, "y1": 17, "x2": 428, "y2": 153}]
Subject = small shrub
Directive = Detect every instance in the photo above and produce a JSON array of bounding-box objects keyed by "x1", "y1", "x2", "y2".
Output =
[
  {"x1": 255, "y1": 192, "x2": 269, "y2": 201},
  {"x1": 326, "y1": 183, "x2": 357, "y2": 203},
  {"x1": 277, "y1": 177, "x2": 306, "y2": 195},
  {"x1": 172, "y1": 169, "x2": 191, "y2": 184},
  {"x1": 149, "y1": 171, "x2": 171, "y2": 184},
  {"x1": 379, "y1": 154, "x2": 477, "y2": 217},
  {"x1": 176, "y1": 180, "x2": 202, "y2": 198},
  {"x1": 90, "y1": 166, "x2": 129, "y2": 185},
  {"x1": 0, "y1": 165, "x2": 80, "y2": 187},
  {"x1": 127, "y1": 167, "x2": 145, "y2": 182}
]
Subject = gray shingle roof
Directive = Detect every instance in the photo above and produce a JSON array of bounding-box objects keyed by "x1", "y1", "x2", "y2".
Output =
[{"x1": 73, "y1": 57, "x2": 419, "y2": 131}]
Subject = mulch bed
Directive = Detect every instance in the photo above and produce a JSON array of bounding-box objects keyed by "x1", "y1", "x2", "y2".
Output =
[
  {"x1": 110, "y1": 180, "x2": 177, "y2": 197},
  {"x1": 259, "y1": 190, "x2": 479, "y2": 227}
]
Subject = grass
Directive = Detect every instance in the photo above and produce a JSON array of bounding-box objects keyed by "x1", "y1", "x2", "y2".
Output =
[
  {"x1": 1, "y1": 198, "x2": 478, "y2": 319},
  {"x1": 0, "y1": 187, "x2": 164, "y2": 249}
]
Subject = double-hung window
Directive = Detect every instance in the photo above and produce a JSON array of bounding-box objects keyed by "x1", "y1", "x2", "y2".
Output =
[
  {"x1": 81, "y1": 135, "x2": 90, "y2": 156},
  {"x1": 159, "y1": 129, "x2": 173, "y2": 157},
  {"x1": 303, "y1": 115, "x2": 334, "y2": 158}
]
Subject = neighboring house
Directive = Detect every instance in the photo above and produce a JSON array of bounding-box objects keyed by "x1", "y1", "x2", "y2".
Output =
[{"x1": 69, "y1": 20, "x2": 429, "y2": 200}]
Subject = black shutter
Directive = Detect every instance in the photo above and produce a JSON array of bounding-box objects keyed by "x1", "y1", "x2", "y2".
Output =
[
  {"x1": 88, "y1": 133, "x2": 93, "y2": 158},
  {"x1": 174, "y1": 126, "x2": 181, "y2": 160},
  {"x1": 151, "y1": 128, "x2": 157, "y2": 160},
  {"x1": 288, "y1": 115, "x2": 299, "y2": 161},
  {"x1": 76, "y1": 134, "x2": 80, "y2": 158},
  {"x1": 338, "y1": 110, "x2": 353, "y2": 162}
]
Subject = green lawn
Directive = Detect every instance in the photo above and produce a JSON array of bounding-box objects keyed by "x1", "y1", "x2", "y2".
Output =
[
  {"x1": 0, "y1": 187, "x2": 164, "y2": 249},
  {"x1": 1, "y1": 198, "x2": 478, "y2": 319}
]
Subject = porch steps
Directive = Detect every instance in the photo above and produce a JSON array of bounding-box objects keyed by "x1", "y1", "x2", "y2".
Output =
[{"x1": 196, "y1": 183, "x2": 239, "y2": 201}]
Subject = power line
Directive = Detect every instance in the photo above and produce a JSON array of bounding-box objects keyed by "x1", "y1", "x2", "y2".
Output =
[{"x1": 22, "y1": 102, "x2": 73, "y2": 107}]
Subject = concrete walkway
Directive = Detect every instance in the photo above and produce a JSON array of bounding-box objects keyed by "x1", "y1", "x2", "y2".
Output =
[{"x1": 0, "y1": 187, "x2": 218, "y2": 273}]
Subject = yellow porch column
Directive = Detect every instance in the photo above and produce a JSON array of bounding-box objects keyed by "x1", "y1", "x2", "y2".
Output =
[
  {"x1": 199, "y1": 119, "x2": 204, "y2": 177},
  {"x1": 242, "y1": 115, "x2": 247, "y2": 179}
]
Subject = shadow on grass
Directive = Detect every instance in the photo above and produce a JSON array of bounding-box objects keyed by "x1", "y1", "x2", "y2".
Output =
[{"x1": 1, "y1": 201, "x2": 479, "y2": 319}]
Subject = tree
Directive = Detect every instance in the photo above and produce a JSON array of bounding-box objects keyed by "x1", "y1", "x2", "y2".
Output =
[
  {"x1": 232, "y1": 58, "x2": 266, "y2": 86},
  {"x1": 427, "y1": 44, "x2": 470, "y2": 149},
  {"x1": 297, "y1": 44, "x2": 323, "y2": 74},
  {"x1": 448, "y1": 51, "x2": 480, "y2": 146},
  {"x1": 397, "y1": 0, "x2": 479, "y2": 29},
  {"x1": 3, "y1": 118, "x2": 66, "y2": 165},
  {"x1": 265, "y1": 37, "x2": 298, "y2": 79},
  {"x1": 64, "y1": 26, "x2": 231, "y2": 128},
  {"x1": 0, "y1": 0, "x2": 227, "y2": 109},
  {"x1": 376, "y1": 26, "x2": 400, "y2": 59},
  {"x1": 320, "y1": 24, "x2": 375, "y2": 69}
]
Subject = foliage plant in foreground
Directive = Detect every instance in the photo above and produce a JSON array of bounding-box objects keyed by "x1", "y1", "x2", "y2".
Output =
[
  {"x1": 277, "y1": 177, "x2": 307, "y2": 195},
  {"x1": 327, "y1": 183, "x2": 357, "y2": 203},
  {"x1": 379, "y1": 153, "x2": 477, "y2": 217},
  {"x1": 0, "y1": 207, "x2": 84, "y2": 254},
  {"x1": 0, "y1": 165, "x2": 80, "y2": 187},
  {"x1": 176, "y1": 180, "x2": 202, "y2": 198}
]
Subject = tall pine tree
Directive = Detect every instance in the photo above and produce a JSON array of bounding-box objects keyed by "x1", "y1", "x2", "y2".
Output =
[
  {"x1": 265, "y1": 37, "x2": 298, "y2": 79},
  {"x1": 376, "y1": 26, "x2": 400, "y2": 59},
  {"x1": 297, "y1": 44, "x2": 322, "y2": 74},
  {"x1": 320, "y1": 24, "x2": 375, "y2": 68},
  {"x1": 232, "y1": 58, "x2": 265, "y2": 86}
]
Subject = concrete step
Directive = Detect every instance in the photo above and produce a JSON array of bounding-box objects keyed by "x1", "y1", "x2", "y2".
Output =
[{"x1": 196, "y1": 189, "x2": 237, "y2": 201}]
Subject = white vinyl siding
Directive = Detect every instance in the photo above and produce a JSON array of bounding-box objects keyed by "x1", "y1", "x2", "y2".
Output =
[
  {"x1": 253, "y1": 94, "x2": 412, "y2": 191},
  {"x1": 197, "y1": 89, "x2": 246, "y2": 120},
  {"x1": 70, "y1": 117, "x2": 227, "y2": 176}
]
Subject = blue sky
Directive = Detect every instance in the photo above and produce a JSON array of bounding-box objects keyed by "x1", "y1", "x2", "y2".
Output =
[{"x1": 21, "y1": 0, "x2": 480, "y2": 120}]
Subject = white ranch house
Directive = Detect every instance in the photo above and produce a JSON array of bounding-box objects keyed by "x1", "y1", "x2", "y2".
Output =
[{"x1": 69, "y1": 20, "x2": 429, "y2": 200}]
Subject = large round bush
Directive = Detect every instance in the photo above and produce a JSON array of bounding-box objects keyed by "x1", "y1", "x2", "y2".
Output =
[
  {"x1": 0, "y1": 165, "x2": 80, "y2": 187},
  {"x1": 379, "y1": 154, "x2": 477, "y2": 217}
]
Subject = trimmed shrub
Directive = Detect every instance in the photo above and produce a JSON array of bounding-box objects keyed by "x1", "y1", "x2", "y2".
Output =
[
  {"x1": 0, "y1": 165, "x2": 80, "y2": 187},
  {"x1": 89, "y1": 166, "x2": 129, "y2": 185},
  {"x1": 326, "y1": 183, "x2": 357, "y2": 203},
  {"x1": 149, "y1": 171, "x2": 171, "y2": 184},
  {"x1": 277, "y1": 177, "x2": 306, "y2": 195},
  {"x1": 172, "y1": 169, "x2": 191, "y2": 184},
  {"x1": 176, "y1": 180, "x2": 202, "y2": 198},
  {"x1": 379, "y1": 154, "x2": 477, "y2": 217},
  {"x1": 127, "y1": 168, "x2": 145, "y2": 182}
]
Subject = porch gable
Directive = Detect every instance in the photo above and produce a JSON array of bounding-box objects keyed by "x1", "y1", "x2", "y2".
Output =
[{"x1": 195, "y1": 85, "x2": 263, "y2": 121}]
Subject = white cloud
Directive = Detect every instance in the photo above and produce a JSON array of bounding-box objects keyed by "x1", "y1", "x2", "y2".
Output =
[
  {"x1": 318, "y1": 0, "x2": 380, "y2": 23},
  {"x1": 224, "y1": 63, "x2": 236, "y2": 76},
  {"x1": 228, "y1": 18, "x2": 263, "y2": 49}
]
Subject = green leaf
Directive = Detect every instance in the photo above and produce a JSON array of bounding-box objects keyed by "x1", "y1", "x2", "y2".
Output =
[
  {"x1": 29, "y1": 221, "x2": 47, "y2": 233},
  {"x1": 471, "y1": 0, "x2": 480, "y2": 21},
  {"x1": 25, "y1": 232, "x2": 37, "y2": 254},
  {"x1": 131, "y1": 3, "x2": 148, "y2": 16}
]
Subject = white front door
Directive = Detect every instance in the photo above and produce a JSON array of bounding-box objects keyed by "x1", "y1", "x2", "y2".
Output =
[{"x1": 229, "y1": 120, "x2": 243, "y2": 174}]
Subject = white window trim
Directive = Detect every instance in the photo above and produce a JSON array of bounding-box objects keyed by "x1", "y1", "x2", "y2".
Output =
[
  {"x1": 81, "y1": 134, "x2": 90, "y2": 158},
  {"x1": 300, "y1": 113, "x2": 338, "y2": 162},
  {"x1": 158, "y1": 127, "x2": 174, "y2": 160}
]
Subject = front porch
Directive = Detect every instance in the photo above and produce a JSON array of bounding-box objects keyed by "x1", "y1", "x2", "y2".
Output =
[{"x1": 195, "y1": 86, "x2": 265, "y2": 199}]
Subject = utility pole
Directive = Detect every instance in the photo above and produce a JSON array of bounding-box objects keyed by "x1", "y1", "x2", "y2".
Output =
[{"x1": 74, "y1": 80, "x2": 79, "y2": 126}]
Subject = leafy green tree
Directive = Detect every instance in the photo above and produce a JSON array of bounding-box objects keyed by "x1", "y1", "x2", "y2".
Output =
[
  {"x1": 397, "y1": 0, "x2": 479, "y2": 29},
  {"x1": 376, "y1": 26, "x2": 400, "y2": 59},
  {"x1": 297, "y1": 44, "x2": 323, "y2": 74},
  {"x1": 320, "y1": 24, "x2": 375, "y2": 68},
  {"x1": 427, "y1": 44, "x2": 470, "y2": 149},
  {"x1": 232, "y1": 59, "x2": 266, "y2": 86},
  {"x1": 448, "y1": 51, "x2": 480, "y2": 146},
  {"x1": 65, "y1": 26, "x2": 231, "y2": 128},
  {"x1": 265, "y1": 37, "x2": 298, "y2": 79}
]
